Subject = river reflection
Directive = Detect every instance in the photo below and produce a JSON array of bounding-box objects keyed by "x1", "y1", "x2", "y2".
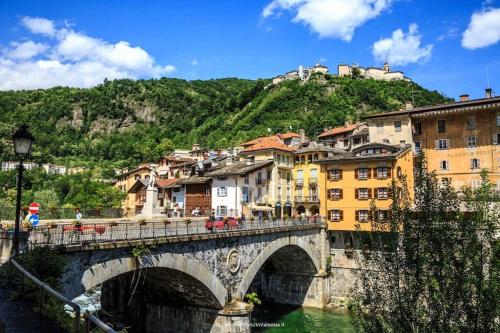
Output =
[{"x1": 252, "y1": 304, "x2": 355, "y2": 333}]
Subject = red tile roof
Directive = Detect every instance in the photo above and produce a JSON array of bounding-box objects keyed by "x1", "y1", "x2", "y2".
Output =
[
  {"x1": 240, "y1": 136, "x2": 298, "y2": 153},
  {"x1": 277, "y1": 132, "x2": 301, "y2": 139},
  {"x1": 156, "y1": 179, "x2": 179, "y2": 188},
  {"x1": 318, "y1": 124, "x2": 358, "y2": 138},
  {"x1": 241, "y1": 132, "x2": 300, "y2": 147}
]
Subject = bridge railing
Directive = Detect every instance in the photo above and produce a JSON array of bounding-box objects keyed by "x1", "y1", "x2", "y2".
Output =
[
  {"x1": 28, "y1": 217, "x2": 326, "y2": 247},
  {"x1": 9, "y1": 258, "x2": 117, "y2": 333}
]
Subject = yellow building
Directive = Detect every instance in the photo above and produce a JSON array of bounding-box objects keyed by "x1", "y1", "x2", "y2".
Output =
[
  {"x1": 365, "y1": 93, "x2": 500, "y2": 191},
  {"x1": 318, "y1": 143, "x2": 414, "y2": 234},
  {"x1": 114, "y1": 165, "x2": 152, "y2": 217},
  {"x1": 293, "y1": 145, "x2": 339, "y2": 216},
  {"x1": 239, "y1": 135, "x2": 298, "y2": 217}
]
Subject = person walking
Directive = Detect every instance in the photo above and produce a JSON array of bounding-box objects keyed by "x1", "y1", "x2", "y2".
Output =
[{"x1": 75, "y1": 209, "x2": 83, "y2": 222}]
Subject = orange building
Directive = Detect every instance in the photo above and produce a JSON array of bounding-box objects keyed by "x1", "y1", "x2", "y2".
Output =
[
  {"x1": 318, "y1": 143, "x2": 413, "y2": 248},
  {"x1": 114, "y1": 165, "x2": 152, "y2": 216}
]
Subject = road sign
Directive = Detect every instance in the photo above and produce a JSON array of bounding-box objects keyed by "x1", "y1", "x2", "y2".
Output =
[
  {"x1": 29, "y1": 202, "x2": 40, "y2": 215},
  {"x1": 29, "y1": 214, "x2": 39, "y2": 226}
]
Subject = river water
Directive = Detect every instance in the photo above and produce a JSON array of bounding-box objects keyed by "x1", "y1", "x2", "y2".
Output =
[{"x1": 252, "y1": 305, "x2": 355, "y2": 333}]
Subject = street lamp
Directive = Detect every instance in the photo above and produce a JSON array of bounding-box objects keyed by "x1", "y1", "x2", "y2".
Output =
[{"x1": 12, "y1": 125, "x2": 34, "y2": 255}]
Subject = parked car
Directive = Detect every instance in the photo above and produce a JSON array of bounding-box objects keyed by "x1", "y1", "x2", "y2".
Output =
[{"x1": 205, "y1": 216, "x2": 239, "y2": 231}]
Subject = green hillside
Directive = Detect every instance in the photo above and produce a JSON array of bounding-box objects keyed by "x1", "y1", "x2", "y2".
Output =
[{"x1": 0, "y1": 73, "x2": 450, "y2": 168}]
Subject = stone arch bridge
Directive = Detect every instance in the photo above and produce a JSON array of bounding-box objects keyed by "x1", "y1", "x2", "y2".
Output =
[{"x1": 57, "y1": 223, "x2": 329, "y2": 333}]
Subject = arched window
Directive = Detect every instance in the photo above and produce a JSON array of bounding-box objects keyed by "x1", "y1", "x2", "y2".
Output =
[
  {"x1": 307, "y1": 154, "x2": 312, "y2": 163},
  {"x1": 313, "y1": 154, "x2": 318, "y2": 161}
]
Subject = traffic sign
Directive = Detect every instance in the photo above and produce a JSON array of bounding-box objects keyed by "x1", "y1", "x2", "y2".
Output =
[
  {"x1": 29, "y1": 214, "x2": 40, "y2": 226},
  {"x1": 29, "y1": 202, "x2": 40, "y2": 215}
]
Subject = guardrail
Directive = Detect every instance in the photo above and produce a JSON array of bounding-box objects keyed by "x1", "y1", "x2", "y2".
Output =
[
  {"x1": 28, "y1": 217, "x2": 326, "y2": 247},
  {"x1": 9, "y1": 258, "x2": 116, "y2": 333}
]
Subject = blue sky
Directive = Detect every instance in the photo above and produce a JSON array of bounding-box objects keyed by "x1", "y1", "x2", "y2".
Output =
[{"x1": 0, "y1": 0, "x2": 499, "y2": 100}]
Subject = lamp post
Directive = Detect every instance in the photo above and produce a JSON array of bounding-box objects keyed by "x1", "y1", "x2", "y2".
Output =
[{"x1": 12, "y1": 125, "x2": 34, "y2": 255}]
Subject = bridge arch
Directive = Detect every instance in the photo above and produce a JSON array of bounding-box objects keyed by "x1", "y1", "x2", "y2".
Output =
[
  {"x1": 68, "y1": 253, "x2": 228, "y2": 307},
  {"x1": 235, "y1": 234, "x2": 321, "y2": 299}
]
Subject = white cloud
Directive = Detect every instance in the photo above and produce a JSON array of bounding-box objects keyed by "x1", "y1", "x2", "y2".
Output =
[
  {"x1": 462, "y1": 7, "x2": 500, "y2": 49},
  {"x1": 3, "y1": 41, "x2": 49, "y2": 60},
  {"x1": 191, "y1": 59, "x2": 198, "y2": 66},
  {"x1": 0, "y1": 17, "x2": 175, "y2": 90},
  {"x1": 262, "y1": 0, "x2": 392, "y2": 41},
  {"x1": 21, "y1": 17, "x2": 56, "y2": 37},
  {"x1": 372, "y1": 24, "x2": 433, "y2": 66}
]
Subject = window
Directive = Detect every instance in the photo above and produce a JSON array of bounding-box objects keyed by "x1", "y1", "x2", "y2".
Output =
[
  {"x1": 440, "y1": 160, "x2": 449, "y2": 170},
  {"x1": 437, "y1": 119, "x2": 446, "y2": 133},
  {"x1": 377, "y1": 210, "x2": 388, "y2": 221},
  {"x1": 471, "y1": 158, "x2": 480, "y2": 169},
  {"x1": 217, "y1": 176, "x2": 227, "y2": 181},
  {"x1": 415, "y1": 141, "x2": 421, "y2": 152},
  {"x1": 435, "y1": 139, "x2": 450, "y2": 150},
  {"x1": 394, "y1": 121, "x2": 402, "y2": 132},
  {"x1": 413, "y1": 122, "x2": 422, "y2": 135},
  {"x1": 494, "y1": 133, "x2": 500, "y2": 145},
  {"x1": 257, "y1": 172, "x2": 262, "y2": 184},
  {"x1": 377, "y1": 187, "x2": 389, "y2": 199},
  {"x1": 244, "y1": 174, "x2": 249, "y2": 184},
  {"x1": 257, "y1": 187, "x2": 262, "y2": 201},
  {"x1": 375, "y1": 167, "x2": 390, "y2": 179},
  {"x1": 466, "y1": 115, "x2": 476, "y2": 130},
  {"x1": 310, "y1": 169, "x2": 318, "y2": 179},
  {"x1": 329, "y1": 210, "x2": 343, "y2": 221},
  {"x1": 328, "y1": 189, "x2": 343, "y2": 200},
  {"x1": 356, "y1": 168, "x2": 370, "y2": 180},
  {"x1": 400, "y1": 140, "x2": 406, "y2": 145},
  {"x1": 217, "y1": 205, "x2": 227, "y2": 216},
  {"x1": 328, "y1": 169, "x2": 342, "y2": 180},
  {"x1": 356, "y1": 210, "x2": 370, "y2": 222},
  {"x1": 267, "y1": 170, "x2": 271, "y2": 180},
  {"x1": 242, "y1": 187, "x2": 249, "y2": 203},
  {"x1": 297, "y1": 170, "x2": 303, "y2": 185},
  {"x1": 467, "y1": 136, "x2": 477, "y2": 148},
  {"x1": 356, "y1": 188, "x2": 370, "y2": 200},
  {"x1": 377, "y1": 122, "x2": 384, "y2": 133},
  {"x1": 286, "y1": 172, "x2": 291, "y2": 184},
  {"x1": 135, "y1": 175, "x2": 141, "y2": 180},
  {"x1": 217, "y1": 186, "x2": 227, "y2": 197}
]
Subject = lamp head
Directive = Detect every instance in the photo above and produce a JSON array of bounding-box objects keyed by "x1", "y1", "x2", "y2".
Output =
[{"x1": 12, "y1": 125, "x2": 34, "y2": 158}]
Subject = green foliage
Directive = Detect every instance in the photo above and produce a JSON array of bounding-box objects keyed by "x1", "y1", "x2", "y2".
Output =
[
  {"x1": 0, "y1": 75, "x2": 450, "y2": 168},
  {"x1": 131, "y1": 244, "x2": 153, "y2": 260},
  {"x1": 245, "y1": 292, "x2": 262, "y2": 306},
  {"x1": 349, "y1": 154, "x2": 499, "y2": 333}
]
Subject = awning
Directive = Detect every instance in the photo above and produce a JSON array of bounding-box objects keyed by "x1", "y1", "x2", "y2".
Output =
[{"x1": 250, "y1": 204, "x2": 274, "y2": 212}]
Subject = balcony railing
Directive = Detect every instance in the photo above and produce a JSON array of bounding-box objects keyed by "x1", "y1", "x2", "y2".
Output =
[
  {"x1": 308, "y1": 195, "x2": 320, "y2": 203},
  {"x1": 294, "y1": 196, "x2": 305, "y2": 203},
  {"x1": 296, "y1": 178, "x2": 304, "y2": 186},
  {"x1": 309, "y1": 177, "x2": 318, "y2": 186}
]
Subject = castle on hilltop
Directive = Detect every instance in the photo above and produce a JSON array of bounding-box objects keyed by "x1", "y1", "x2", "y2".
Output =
[
  {"x1": 337, "y1": 61, "x2": 411, "y2": 81},
  {"x1": 272, "y1": 61, "x2": 410, "y2": 85}
]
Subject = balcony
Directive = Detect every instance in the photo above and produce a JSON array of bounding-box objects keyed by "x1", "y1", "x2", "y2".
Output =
[
  {"x1": 294, "y1": 196, "x2": 305, "y2": 203},
  {"x1": 309, "y1": 177, "x2": 318, "y2": 186},
  {"x1": 308, "y1": 195, "x2": 320, "y2": 203},
  {"x1": 295, "y1": 178, "x2": 304, "y2": 186}
]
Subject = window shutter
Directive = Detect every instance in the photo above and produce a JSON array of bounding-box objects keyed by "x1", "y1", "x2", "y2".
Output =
[
  {"x1": 375, "y1": 188, "x2": 379, "y2": 199},
  {"x1": 493, "y1": 134, "x2": 498, "y2": 145},
  {"x1": 446, "y1": 139, "x2": 451, "y2": 148},
  {"x1": 435, "y1": 140, "x2": 439, "y2": 149},
  {"x1": 368, "y1": 188, "x2": 373, "y2": 199},
  {"x1": 387, "y1": 210, "x2": 392, "y2": 220},
  {"x1": 355, "y1": 189, "x2": 359, "y2": 199},
  {"x1": 339, "y1": 210, "x2": 344, "y2": 221},
  {"x1": 328, "y1": 210, "x2": 333, "y2": 221},
  {"x1": 368, "y1": 168, "x2": 372, "y2": 179},
  {"x1": 387, "y1": 168, "x2": 392, "y2": 178},
  {"x1": 354, "y1": 169, "x2": 358, "y2": 179},
  {"x1": 470, "y1": 159, "x2": 474, "y2": 169},
  {"x1": 388, "y1": 187, "x2": 393, "y2": 198},
  {"x1": 339, "y1": 169, "x2": 343, "y2": 180},
  {"x1": 368, "y1": 210, "x2": 373, "y2": 221},
  {"x1": 355, "y1": 210, "x2": 359, "y2": 221},
  {"x1": 327, "y1": 190, "x2": 332, "y2": 200},
  {"x1": 374, "y1": 168, "x2": 378, "y2": 178},
  {"x1": 339, "y1": 189, "x2": 343, "y2": 199}
]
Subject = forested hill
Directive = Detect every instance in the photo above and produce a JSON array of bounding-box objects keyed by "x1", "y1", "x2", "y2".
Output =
[{"x1": 0, "y1": 73, "x2": 450, "y2": 168}]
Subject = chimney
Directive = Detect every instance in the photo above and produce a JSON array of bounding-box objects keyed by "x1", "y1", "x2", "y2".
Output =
[
  {"x1": 459, "y1": 94, "x2": 470, "y2": 102},
  {"x1": 405, "y1": 101, "x2": 413, "y2": 110},
  {"x1": 485, "y1": 88, "x2": 493, "y2": 98},
  {"x1": 245, "y1": 156, "x2": 255, "y2": 166},
  {"x1": 299, "y1": 129, "x2": 306, "y2": 143}
]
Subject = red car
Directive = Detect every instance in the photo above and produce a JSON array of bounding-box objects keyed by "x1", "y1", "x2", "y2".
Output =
[{"x1": 205, "y1": 217, "x2": 239, "y2": 231}]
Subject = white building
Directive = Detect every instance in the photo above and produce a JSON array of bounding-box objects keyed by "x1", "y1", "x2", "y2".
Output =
[
  {"x1": 42, "y1": 163, "x2": 66, "y2": 175},
  {"x1": 206, "y1": 159, "x2": 274, "y2": 217},
  {"x1": 1, "y1": 161, "x2": 39, "y2": 171},
  {"x1": 272, "y1": 63, "x2": 329, "y2": 84}
]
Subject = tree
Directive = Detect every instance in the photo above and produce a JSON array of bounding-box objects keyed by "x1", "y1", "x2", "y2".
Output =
[
  {"x1": 349, "y1": 155, "x2": 499, "y2": 332},
  {"x1": 33, "y1": 189, "x2": 60, "y2": 209}
]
